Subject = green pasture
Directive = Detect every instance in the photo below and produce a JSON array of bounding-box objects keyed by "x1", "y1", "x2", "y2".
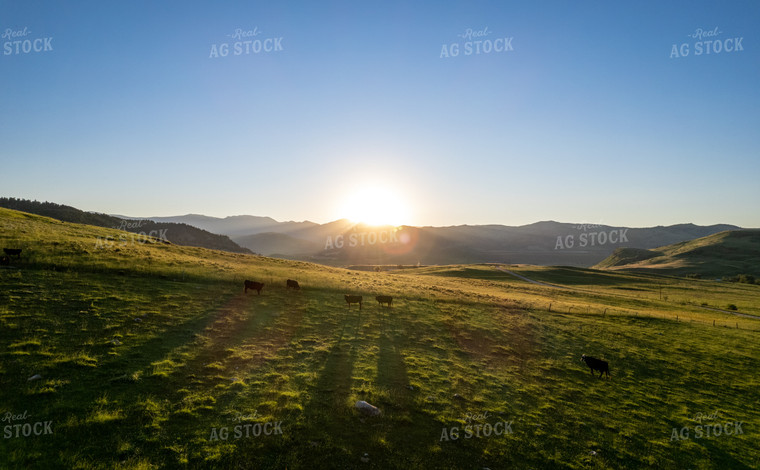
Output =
[{"x1": 1, "y1": 208, "x2": 758, "y2": 469}]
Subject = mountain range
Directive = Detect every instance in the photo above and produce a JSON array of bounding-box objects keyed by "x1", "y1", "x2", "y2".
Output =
[
  {"x1": 134, "y1": 213, "x2": 744, "y2": 268},
  {"x1": 3, "y1": 197, "x2": 751, "y2": 269}
]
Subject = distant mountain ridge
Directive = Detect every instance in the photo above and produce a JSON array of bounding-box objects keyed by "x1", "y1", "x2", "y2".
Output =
[
  {"x1": 141, "y1": 214, "x2": 319, "y2": 238},
  {"x1": 1, "y1": 199, "x2": 749, "y2": 266},
  {"x1": 140, "y1": 214, "x2": 745, "y2": 267},
  {"x1": 0, "y1": 198, "x2": 252, "y2": 254}
]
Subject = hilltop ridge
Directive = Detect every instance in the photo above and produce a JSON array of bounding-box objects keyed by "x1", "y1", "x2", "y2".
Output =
[
  {"x1": 0, "y1": 198, "x2": 251, "y2": 255},
  {"x1": 594, "y1": 229, "x2": 760, "y2": 278}
]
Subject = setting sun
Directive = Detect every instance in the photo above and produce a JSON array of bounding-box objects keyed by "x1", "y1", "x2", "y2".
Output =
[{"x1": 338, "y1": 184, "x2": 411, "y2": 226}]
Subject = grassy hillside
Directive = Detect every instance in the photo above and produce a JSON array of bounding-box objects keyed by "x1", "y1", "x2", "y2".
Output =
[
  {"x1": 0, "y1": 198, "x2": 252, "y2": 255},
  {"x1": 1, "y1": 208, "x2": 759, "y2": 469},
  {"x1": 594, "y1": 230, "x2": 760, "y2": 279}
]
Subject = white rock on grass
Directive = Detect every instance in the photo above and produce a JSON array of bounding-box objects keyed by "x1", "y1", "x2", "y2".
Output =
[
  {"x1": 27, "y1": 374, "x2": 42, "y2": 381},
  {"x1": 355, "y1": 400, "x2": 381, "y2": 416}
]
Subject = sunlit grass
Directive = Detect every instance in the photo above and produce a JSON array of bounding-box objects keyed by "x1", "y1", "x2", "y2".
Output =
[{"x1": 0, "y1": 208, "x2": 759, "y2": 468}]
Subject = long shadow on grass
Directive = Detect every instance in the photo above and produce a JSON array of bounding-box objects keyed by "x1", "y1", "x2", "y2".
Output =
[
  {"x1": 186, "y1": 292, "x2": 309, "y2": 415},
  {"x1": 136, "y1": 287, "x2": 302, "y2": 404},
  {"x1": 276, "y1": 306, "x2": 362, "y2": 468},
  {"x1": 0, "y1": 286, "x2": 240, "y2": 411},
  {"x1": 189, "y1": 296, "x2": 358, "y2": 468},
  {"x1": 286, "y1": 301, "x2": 506, "y2": 469},
  {"x1": 376, "y1": 314, "x2": 411, "y2": 408},
  {"x1": 27, "y1": 289, "x2": 283, "y2": 464},
  {"x1": 99, "y1": 289, "x2": 250, "y2": 379}
]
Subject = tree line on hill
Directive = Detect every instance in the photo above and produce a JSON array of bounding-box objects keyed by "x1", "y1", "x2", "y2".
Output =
[{"x1": 0, "y1": 198, "x2": 252, "y2": 255}]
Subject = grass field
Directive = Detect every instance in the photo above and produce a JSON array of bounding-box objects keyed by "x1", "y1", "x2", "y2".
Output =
[{"x1": 1, "y1": 208, "x2": 759, "y2": 469}]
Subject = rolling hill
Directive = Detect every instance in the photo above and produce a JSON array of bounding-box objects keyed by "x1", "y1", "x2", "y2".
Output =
[
  {"x1": 0, "y1": 198, "x2": 252, "y2": 254},
  {"x1": 594, "y1": 229, "x2": 760, "y2": 279}
]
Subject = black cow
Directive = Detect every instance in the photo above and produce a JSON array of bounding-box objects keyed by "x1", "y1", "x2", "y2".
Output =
[
  {"x1": 3, "y1": 248, "x2": 21, "y2": 259},
  {"x1": 286, "y1": 279, "x2": 300, "y2": 290},
  {"x1": 345, "y1": 295, "x2": 362, "y2": 310},
  {"x1": 581, "y1": 354, "x2": 610, "y2": 379},
  {"x1": 376, "y1": 295, "x2": 393, "y2": 307},
  {"x1": 244, "y1": 280, "x2": 264, "y2": 295}
]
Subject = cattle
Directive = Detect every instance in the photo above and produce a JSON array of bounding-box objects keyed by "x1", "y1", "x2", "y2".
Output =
[
  {"x1": 244, "y1": 280, "x2": 264, "y2": 295},
  {"x1": 376, "y1": 295, "x2": 392, "y2": 307},
  {"x1": 581, "y1": 354, "x2": 610, "y2": 379},
  {"x1": 344, "y1": 295, "x2": 362, "y2": 310},
  {"x1": 3, "y1": 248, "x2": 21, "y2": 259},
  {"x1": 286, "y1": 279, "x2": 300, "y2": 290}
]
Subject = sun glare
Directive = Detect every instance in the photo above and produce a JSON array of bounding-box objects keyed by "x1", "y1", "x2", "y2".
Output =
[{"x1": 339, "y1": 185, "x2": 411, "y2": 226}]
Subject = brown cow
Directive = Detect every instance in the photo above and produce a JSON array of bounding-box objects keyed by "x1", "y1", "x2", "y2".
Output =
[
  {"x1": 3, "y1": 248, "x2": 21, "y2": 259},
  {"x1": 581, "y1": 354, "x2": 610, "y2": 379},
  {"x1": 376, "y1": 295, "x2": 392, "y2": 307},
  {"x1": 344, "y1": 295, "x2": 362, "y2": 310},
  {"x1": 286, "y1": 279, "x2": 300, "y2": 290},
  {"x1": 244, "y1": 280, "x2": 264, "y2": 295}
]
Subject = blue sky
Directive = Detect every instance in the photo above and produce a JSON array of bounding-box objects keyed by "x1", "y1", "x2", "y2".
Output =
[{"x1": 1, "y1": 0, "x2": 758, "y2": 227}]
